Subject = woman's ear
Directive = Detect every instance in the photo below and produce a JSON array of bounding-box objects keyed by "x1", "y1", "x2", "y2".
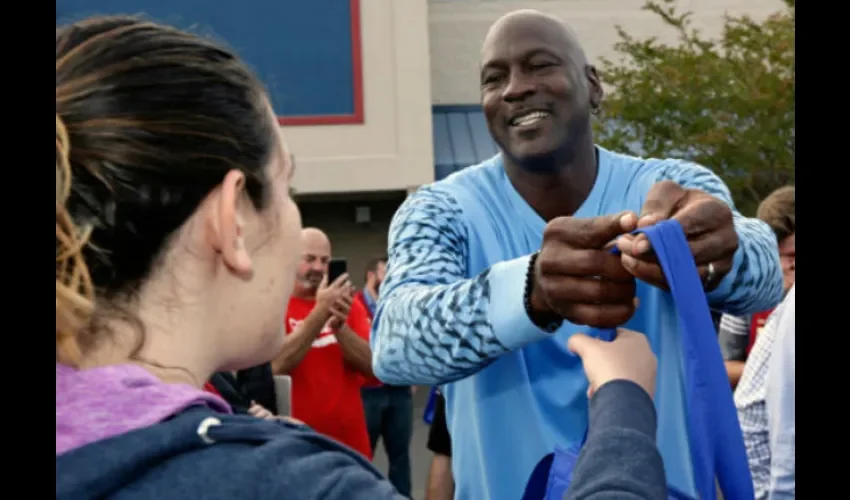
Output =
[{"x1": 211, "y1": 169, "x2": 254, "y2": 278}]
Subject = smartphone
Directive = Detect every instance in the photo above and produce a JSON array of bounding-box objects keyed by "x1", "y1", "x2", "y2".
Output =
[{"x1": 328, "y1": 258, "x2": 348, "y2": 283}]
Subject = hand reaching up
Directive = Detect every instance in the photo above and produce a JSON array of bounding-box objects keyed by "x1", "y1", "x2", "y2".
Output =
[{"x1": 567, "y1": 328, "x2": 657, "y2": 400}]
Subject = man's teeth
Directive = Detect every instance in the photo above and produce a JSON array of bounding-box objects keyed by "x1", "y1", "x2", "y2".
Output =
[{"x1": 512, "y1": 111, "x2": 549, "y2": 126}]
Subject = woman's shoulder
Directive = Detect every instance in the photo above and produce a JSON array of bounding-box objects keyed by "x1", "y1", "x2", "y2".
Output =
[{"x1": 57, "y1": 408, "x2": 402, "y2": 500}]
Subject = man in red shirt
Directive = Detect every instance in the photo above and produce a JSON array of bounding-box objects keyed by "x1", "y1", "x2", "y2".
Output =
[{"x1": 271, "y1": 228, "x2": 374, "y2": 458}]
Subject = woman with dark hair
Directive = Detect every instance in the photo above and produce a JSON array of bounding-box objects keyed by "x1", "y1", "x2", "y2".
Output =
[
  {"x1": 56, "y1": 15, "x2": 667, "y2": 500},
  {"x1": 55, "y1": 16, "x2": 397, "y2": 499}
]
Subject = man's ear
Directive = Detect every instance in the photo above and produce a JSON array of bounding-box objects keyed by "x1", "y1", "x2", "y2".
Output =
[
  {"x1": 586, "y1": 65, "x2": 604, "y2": 110},
  {"x1": 210, "y1": 169, "x2": 254, "y2": 278}
]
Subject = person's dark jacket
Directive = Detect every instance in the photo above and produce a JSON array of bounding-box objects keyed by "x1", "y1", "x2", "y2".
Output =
[
  {"x1": 567, "y1": 380, "x2": 667, "y2": 499},
  {"x1": 55, "y1": 380, "x2": 665, "y2": 499},
  {"x1": 236, "y1": 363, "x2": 277, "y2": 414},
  {"x1": 209, "y1": 372, "x2": 253, "y2": 415}
]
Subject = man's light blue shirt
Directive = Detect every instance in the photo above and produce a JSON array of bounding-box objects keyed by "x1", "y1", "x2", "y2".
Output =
[{"x1": 372, "y1": 147, "x2": 783, "y2": 499}]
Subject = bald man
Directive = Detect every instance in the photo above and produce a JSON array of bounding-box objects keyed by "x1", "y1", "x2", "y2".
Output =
[
  {"x1": 272, "y1": 228, "x2": 374, "y2": 459},
  {"x1": 372, "y1": 9, "x2": 782, "y2": 499}
]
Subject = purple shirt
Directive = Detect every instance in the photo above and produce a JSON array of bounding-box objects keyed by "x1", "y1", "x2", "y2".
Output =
[{"x1": 56, "y1": 363, "x2": 231, "y2": 456}]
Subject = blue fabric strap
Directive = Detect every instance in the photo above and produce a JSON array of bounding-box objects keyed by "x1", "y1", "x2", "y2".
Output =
[
  {"x1": 523, "y1": 219, "x2": 754, "y2": 500},
  {"x1": 423, "y1": 386, "x2": 439, "y2": 424},
  {"x1": 635, "y1": 220, "x2": 753, "y2": 500}
]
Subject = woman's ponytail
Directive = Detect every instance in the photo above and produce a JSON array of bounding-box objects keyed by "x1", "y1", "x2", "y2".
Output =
[{"x1": 56, "y1": 114, "x2": 93, "y2": 365}]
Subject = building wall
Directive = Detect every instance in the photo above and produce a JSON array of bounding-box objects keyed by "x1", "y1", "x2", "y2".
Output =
[
  {"x1": 286, "y1": 0, "x2": 435, "y2": 195},
  {"x1": 428, "y1": 0, "x2": 788, "y2": 105},
  {"x1": 59, "y1": 0, "x2": 435, "y2": 197}
]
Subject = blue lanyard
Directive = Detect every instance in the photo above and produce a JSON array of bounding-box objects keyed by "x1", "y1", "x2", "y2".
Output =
[{"x1": 525, "y1": 219, "x2": 754, "y2": 500}]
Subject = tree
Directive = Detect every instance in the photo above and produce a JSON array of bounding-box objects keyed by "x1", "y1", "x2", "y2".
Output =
[{"x1": 593, "y1": 0, "x2": 794, "y2": 215}]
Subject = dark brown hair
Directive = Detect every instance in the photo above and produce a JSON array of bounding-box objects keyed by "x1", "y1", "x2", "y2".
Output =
[
  {"x1": 756, "y1": 186, "x2": 795, "y2": 243},
  {"x1": 364, "y1": 255, "x2": 388, "y2": 282},
  {"x1": 56, "y1": 16, "x2": 277, "y2": 365}
]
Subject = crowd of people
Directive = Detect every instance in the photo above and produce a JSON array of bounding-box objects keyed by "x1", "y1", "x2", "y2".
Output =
[{"x1": 56, "y1": 8, "x2": 795, "y2": 500}]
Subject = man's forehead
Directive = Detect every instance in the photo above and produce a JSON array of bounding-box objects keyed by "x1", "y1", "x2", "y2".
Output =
[
  {"x1": 303, "y1": 247, "x2": 331, "y2": 259},
  {"x1": 303, "y1": 240, "x2": 330, "y2": 252},
  {"x1": 481, "y1": 11, "x2": 581, "y2": 63}
]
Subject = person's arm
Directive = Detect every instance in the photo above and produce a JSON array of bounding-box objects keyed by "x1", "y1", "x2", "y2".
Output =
[
  {"x1": 654, "y1": 160, "x2": 784, "y2": 314},
  {"x1": 372, "y1": 186, "x2": 552, "y2": 385},
  {"x1": 337, "y1": 324, "x2": 374, "y2": 377},
  {"x1": 717, "y1": 313, "x2": 751, "y2": 388},
  {"x1": 566, "y1": 380, "x2": 667, "y2": 500},
  {"x1": 765, "y1": 287, "x2": 795, "y2": 500},
  {"x1": 426, "y1": 455, "x2": 454, "y2": 500},
  {"x1": 725, "y1": 361, "x2": 745, "y2": 389},
  {"x1": 272, "y1": 305, "x2": 331, "y2": 375},
  {"x1": 334, "y1": 298, "x2": 374, "y2": 377}
]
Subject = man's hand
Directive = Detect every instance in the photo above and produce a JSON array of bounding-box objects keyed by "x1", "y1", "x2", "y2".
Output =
[
  {"x1": 567, "y1": 329, "x2": 657, "y2": 400},
  {"x1": 616, "y1": 180, "x2": 738, "y2": 290},
  {"x1": 315, "y1": 272, "x2": 352, "y2": 318},
  {"x1": 328, "y1": 285, "x2": 354, "y2": 329},
  {"x1": 531, "y1": 211, "x2": 639, "y2": 329}
]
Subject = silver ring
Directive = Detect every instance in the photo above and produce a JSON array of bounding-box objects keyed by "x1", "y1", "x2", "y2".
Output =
[{"x1": 705, "y1": 262, "x2": 716, "y2": 285}]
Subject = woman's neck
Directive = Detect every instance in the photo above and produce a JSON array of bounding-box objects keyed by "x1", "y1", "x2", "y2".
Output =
[{"x1": 75, "y1": 310, "x2": 215, "y2": 389}]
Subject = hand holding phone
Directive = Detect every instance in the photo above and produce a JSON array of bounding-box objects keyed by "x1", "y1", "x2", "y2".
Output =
[{"x1": 316, "y1": 259, "x2": 352, "y2": 320}]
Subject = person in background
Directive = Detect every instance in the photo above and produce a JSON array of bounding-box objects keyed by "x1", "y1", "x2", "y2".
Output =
[
  {"x1": 236, "y1": 363, "x2": 278, "y2": 414},
  {"x1": 202, "y1": 364, "x2": 279, "y2": 416},
  {"x1": 272, "y1": 228, "x2": 374, "y2": 458},
  {"x1": 204, "y1": 371, "x2": 275, "y2": 418},
  {"x1": 735, "y1": 285, "x2": 796, "y2": 499},
  {"x1": 355, "y1": 256, "x2": 414, "y2": 497},
  {"x1": 718, "y1": 186, "x2": 795, "y2": 388},
  {"x1": 425, "y1": 391, "x2": 454, "y2": 500},
  {"x1": 764, "y1": 288, "x2": 795, "y2": 500},
  {"x1": 371, "y1": 9, "x2": 783, "y2": 499}
]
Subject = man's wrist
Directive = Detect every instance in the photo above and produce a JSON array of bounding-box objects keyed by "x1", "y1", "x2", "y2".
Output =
[
  {"x1": 524, "y1": 252, "x2": 562, "y2": 332},
  {"x1": 312, "y1": 303, "x2": 333, "y2": 321}
]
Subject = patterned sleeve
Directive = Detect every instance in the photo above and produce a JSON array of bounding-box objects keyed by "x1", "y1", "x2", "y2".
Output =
[
  {"x1": 370, "y1": 186, "x2": 552, "y2": 386},
  {"x1": 652, "y1": 161, "x2": 784, "y2": 315}
]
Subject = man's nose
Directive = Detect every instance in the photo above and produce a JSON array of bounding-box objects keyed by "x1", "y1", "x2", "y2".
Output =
[{"x1": 502, "y1": 72, "x2": 535, "y2": 102}]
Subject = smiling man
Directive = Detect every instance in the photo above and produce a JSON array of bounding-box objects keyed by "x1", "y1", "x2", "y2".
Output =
[{"x1": 371, "y1": 10, "x2": 784, "y2": 500}]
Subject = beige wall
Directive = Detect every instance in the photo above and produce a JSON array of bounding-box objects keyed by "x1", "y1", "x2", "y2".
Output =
[
  {"x1": 284, "y1": 0, "x2": 435, "y2": 195},
  {"x1": 428, "y1": 0, "x2": 788, "y2": 105},
  {"x1": 299, "y1": 194, "x2": 406, "y2": 289}
]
